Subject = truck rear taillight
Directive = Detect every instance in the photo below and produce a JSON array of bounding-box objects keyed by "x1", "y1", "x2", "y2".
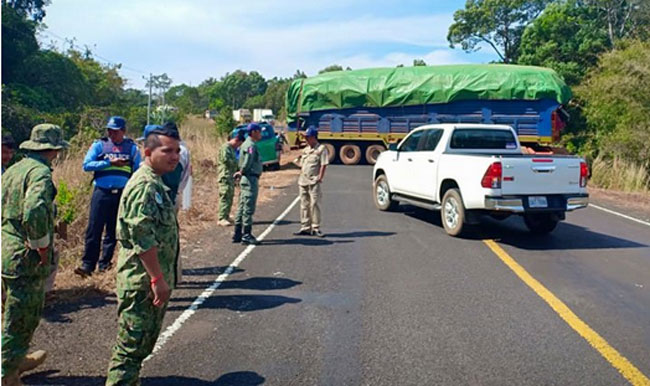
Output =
[
  {"x1": 580, "y1": 161, "x2": 589, "y2": 187},
  {"x1": 481, "y1": 162, "x2": 502, "y2": 189}
]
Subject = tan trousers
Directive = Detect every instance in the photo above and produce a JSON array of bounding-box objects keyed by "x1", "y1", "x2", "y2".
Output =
[{"x1": 299, "y1": 183, "x2": 322, "y2": 231}]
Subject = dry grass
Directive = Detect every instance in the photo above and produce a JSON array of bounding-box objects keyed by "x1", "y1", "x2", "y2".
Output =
[
  {"x1": 590, "y1": 156, "x2": 650, "y2": 194},
  {"x1": 49, "y1": 115, "x2": 300, "y2": 299}
]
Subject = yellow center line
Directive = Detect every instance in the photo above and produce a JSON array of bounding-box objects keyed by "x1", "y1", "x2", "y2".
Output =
[{"x1": 483, "y1": 239, "x2": 650, "y2": 386}]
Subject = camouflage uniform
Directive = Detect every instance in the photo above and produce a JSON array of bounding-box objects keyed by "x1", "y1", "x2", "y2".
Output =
[
  {"x1": 234, "y1": 136, "x2": 263, "y2": 229},
  {"x1": 1, "y1": 124, "x2": 67, "y2": 379},
  {"x1": 106, "y1": 163, "x2": 178, "y2": 386},
  {"x1": 217, "y1": 143, "x2": 237, "y2": 221}
]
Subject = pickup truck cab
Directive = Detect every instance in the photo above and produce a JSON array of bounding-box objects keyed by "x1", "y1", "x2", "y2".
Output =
[{"x1": 373, "y1": 124, "x2": 589, "y2": 236}]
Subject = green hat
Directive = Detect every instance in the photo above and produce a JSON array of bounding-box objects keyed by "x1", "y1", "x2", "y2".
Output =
[{"x1": 19, "y1": 124, "x2": 70, "y2": 151}]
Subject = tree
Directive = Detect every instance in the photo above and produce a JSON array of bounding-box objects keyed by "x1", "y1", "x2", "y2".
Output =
[
  {"x1": 413, "y1": 59, "x2": 427, "y2": 66},
  {"x1": 573, "y1": 40, "x2": 650, "y2": 170},
  {"x1": 318, "y1": 64, "x2": 344, "y2": 74},
  {"x1": 3, "y1": 0, "x2": 49, "y2": 21},
  {"x1": 585, "y1": 0, "x2": 650, "y2": 46},
  {"x1": 518, "y1": 0, "x2": 609, "y2": 84},
  {"x1": 214, "y1": 105, "x2": 236, "y2": 137},
  {"x1": 220, "y1": 70, "x2": 267, "y2": 108},
  {"x1": 2, "y1": 4, "x2": 39, "y2": 83},
  {"x1": 165, "y1": 84, "x2": 202, "y2": 115},
  {"x1": 447, "y1": 0, "x2": 551, "y2": 63}
]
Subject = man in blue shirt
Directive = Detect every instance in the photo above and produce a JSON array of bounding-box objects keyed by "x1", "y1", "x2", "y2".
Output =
[{"x1": 75, "y1": 116, "x2": 141, "y2": 277}]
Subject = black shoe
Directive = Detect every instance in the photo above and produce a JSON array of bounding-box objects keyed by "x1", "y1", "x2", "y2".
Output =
[
  {"x1": 293, "y1": 230, "x2": 311, "y2": 236},
  {"x1": 241, "y1": 226, "x2": 260, "y2": 245},
  {"x1": 232, "y1": 224, "x2": 242, "y2": 243},
  {"x1": 98, "y1": 263, "x2": 113, "y2": 273},
  {"x1": 74, "y1": 267, "x2": 92, "y2": 278},
  {"x1": 311, "y1": 229, "x2": 324, "y2": 237}
]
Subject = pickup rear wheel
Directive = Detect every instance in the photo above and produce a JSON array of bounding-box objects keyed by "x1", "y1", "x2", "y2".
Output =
[
  {"x1": 523, "y1": 213, "x2": 559, "y2": 234},
  {"x1": 340, "y1": 144, "x2": 362, "y2": 165},
  {"x1": 374, "y1": 175, "x2": 398, "y2": 211},
  {"x1": 441, "y1": 188, "x2": 466, "y2": 237}
]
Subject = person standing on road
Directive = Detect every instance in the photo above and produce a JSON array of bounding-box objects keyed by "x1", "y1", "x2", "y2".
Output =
[
  {"x1": 75, "y1": 116, "x2": 141, "y2": 277},
  {"x1": 105, "y1": 125, "x2": 180, "y2": 386},
  {"x1": 232, "y1": 123, "x2": 263, "y2": 245},
  {"x1": 217, "y1": 128, "x2": 245, "y2": 226},
  {"x1": 2, "y1": 124, "x2": 69, "y2": 386},
  {"x1": 2, "y1": 133, "x2": 16, "y2": 174},
  {"x1": 293, "y1": 126, "x2": 328, "y2": 237}
]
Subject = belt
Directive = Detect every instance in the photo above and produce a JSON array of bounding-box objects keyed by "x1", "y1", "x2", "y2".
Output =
[{"x1": 96, "y1": 186, "x2": 123, "y2": 194}]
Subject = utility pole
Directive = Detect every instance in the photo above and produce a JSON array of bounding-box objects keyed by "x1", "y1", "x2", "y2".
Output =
[{"x1": 145, "y1": 73, "x2": 152, "y2": 125}]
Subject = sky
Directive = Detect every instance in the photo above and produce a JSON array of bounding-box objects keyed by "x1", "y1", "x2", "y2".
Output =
[{"x1": 37, "y1": 0, "x2": 498, "y2": 90}]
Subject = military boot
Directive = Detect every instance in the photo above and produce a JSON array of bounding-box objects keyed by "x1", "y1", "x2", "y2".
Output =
[
  {"x1": 232, "y1": 224, "x2": 242, "y2": 243},
  {"x1": 241, "y1": 226, "x2": 260, "y2": 245},
  {"x1": 18, "y1": 350, "x2": 47, "y2": 374},
  {"x1": 2, "y1": 373, "x2": 23, "y2": 386}
]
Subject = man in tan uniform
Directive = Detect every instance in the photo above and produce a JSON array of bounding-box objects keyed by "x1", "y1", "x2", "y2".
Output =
[{"x1": 293, "y1": 126, "x2": 328, "y2": 237}]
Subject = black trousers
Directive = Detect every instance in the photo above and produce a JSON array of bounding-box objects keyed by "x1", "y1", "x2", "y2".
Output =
[{"x1": 81, "y1": 187, "x2": 122, "y2": 271}]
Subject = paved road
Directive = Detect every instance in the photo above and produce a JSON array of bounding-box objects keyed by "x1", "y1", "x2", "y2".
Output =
[{"x1": 26, "y1": 165, "x2": 650, "y2": 385}]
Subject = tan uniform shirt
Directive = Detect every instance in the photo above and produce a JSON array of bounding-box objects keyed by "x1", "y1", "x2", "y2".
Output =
[{"x1": 298, "y1": 143, "x2": 329, "y2": 186}]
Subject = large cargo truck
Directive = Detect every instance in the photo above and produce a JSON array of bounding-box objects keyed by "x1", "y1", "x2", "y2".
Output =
[{"x1": 285, "y1": 64, "x2": 571, "y2": 165}]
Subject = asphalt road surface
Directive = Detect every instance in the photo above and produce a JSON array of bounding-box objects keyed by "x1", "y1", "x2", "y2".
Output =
[{"x1": 26, "y1": 165, "x2": 650, "y2": 385}]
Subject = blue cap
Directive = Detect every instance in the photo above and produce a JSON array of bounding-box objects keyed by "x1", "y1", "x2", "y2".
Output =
[
  {"x1": 305, "y1": 125, "x2": 318, "y2": 138},
  {"x1": 137, "y1": 124, "x2": 162, "y2": 141},
  {"x1": 106, "y1": 116, "x2": 126, "y2": 130},
  {"x1": 246, "y1": 123, "x2": 261, "y2": 133},
  {"x1": 232, "y1": 128, "x2": 246, "y2": 141}
]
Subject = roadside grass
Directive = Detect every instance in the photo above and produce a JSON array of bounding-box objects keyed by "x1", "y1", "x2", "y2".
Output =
[{"x1": 590, "y1": 157, "x2": 650, "y2": 194}]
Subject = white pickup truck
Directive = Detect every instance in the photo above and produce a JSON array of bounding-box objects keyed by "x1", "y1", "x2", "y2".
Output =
[{"x1": 372, "y1": 124, "x2": 589, "y2": 236}]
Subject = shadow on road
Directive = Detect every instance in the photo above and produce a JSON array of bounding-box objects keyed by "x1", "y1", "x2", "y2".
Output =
[
  {"x1": 217, "y1": 277, "x2": 302, "y2": 290},
  {"x1": 261, "y1": 237, "x2": 353, "y2": 246},
  {"x1": 43, "y1": 289, "x2": 116, "y2": 323},
  {"x1": 253, "y1": 219, "x2": 296, "y2": 226},
  {"x1": 24, "y1": 371, "x2": 265, "y2": 385},
  {"x1": 183, "y1": 266, "x2": 245, "y2": 276},
  {"x1": 325, "y1": 231, "x2": 396, "y2": 238},
  {"x1": 403, "y1": 206, "x2": 647, "y2": 250},
  {"x1": 166, "y1": 294, "x2": 301, "y2": 312}
]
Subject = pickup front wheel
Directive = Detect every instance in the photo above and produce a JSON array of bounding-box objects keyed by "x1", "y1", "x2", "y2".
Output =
[
  {"x1": 374, "y1": 175, "x2": 398, "y2": 211},
  {"x1": 523, "y1": 213, "x2": 559, "y2": 234},
  {"x1": 441, "y1": 188, "x2": 466, "y2": 237}
]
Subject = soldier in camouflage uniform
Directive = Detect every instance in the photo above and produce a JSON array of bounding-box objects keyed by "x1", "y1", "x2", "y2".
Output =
[
  {"x1": 2, "y1": 124, "x2": 69, "y2": 386},
  {"x1": 232, "y1": 123, "x2": 263, "y2": 245},
  {"x1": 105, "y1": 125, "x2": 180, "y2": 386},
  {"x1": 217, "y1": 128, "x2": 245, "y2": 226}
]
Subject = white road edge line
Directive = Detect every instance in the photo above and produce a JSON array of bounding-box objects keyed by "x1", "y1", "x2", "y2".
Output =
[
  {"x1": 589, "y1": 203, "x2": 650, "y2": 227},
  {"x1": 144, "y1": 195, "x2": 301, "y2": 362}
]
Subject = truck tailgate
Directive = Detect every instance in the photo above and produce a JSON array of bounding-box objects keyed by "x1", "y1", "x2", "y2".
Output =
[{"x1": 500, "y1": 156, "x2": 582, "y2": 195}]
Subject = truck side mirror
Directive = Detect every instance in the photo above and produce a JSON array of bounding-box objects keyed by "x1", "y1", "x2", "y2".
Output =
[{"x1": 388, "y1": 143, "x2": 398, "y2": 151}]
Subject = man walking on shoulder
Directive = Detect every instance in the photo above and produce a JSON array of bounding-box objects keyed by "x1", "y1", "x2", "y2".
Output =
[
  {"x1": 217, "y1": 128, "x2": 245, "y2": 226},
  {"x1": 76, "y1": 116, "x2": 140, "y2": 277},
  {"x1": 105, "y1": 125, "x2": 180, "y2": 385},
  {"x1": 232, "y1": 123, "x2": 263, "y2": 245},
  {"x1": 2, "y1": 124, "x2": 69, "y2": 386},
  {"x1": 293, "y1": 126, "x2": 328, "y2": 237}
]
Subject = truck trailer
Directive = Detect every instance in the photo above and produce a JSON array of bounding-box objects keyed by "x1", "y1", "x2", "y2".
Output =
[{"x1": 285, "y1": 64, "x2": 571, "y2": 165}]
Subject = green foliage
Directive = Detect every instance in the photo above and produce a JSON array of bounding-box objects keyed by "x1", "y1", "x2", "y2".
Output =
[
  {"x1": 574, "y1": 40, "x2": 650, "y2": 170},
  {"x1": 447, "y1": 0, "x2": 551, "y2": 63},
  {"x1": 318, "y1": 64, "x2": 344, "y2": 74},
  {"x1": 519, "y1": 0, "x2": 609, "y2": 85},
  {"x1": 4, "y1": 0, "x2": 49, "y2": 21},
  {"x1": 413, "y1": 59, "x2": 427, "y2": 66},
  {"x1": 55, "y1": 180, "x2": 90, "y2": 224},
  {"x1": 214, "y1": 106, "x2": 236, "y2": 137}
]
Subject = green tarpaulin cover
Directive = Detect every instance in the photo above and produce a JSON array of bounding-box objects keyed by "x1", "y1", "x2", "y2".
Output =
[{"x1": 286, "y1": 64, "x2": 572, "y2": 123}]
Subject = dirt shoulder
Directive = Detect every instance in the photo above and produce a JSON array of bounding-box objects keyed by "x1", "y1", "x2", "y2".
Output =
[{"x1": 588, "y1": 187, "x2": 650, "y2": 222}]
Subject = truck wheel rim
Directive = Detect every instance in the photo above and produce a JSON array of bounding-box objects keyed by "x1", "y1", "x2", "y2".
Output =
[
  {"x1": 376, "y1": 181, "x2": 389, "y2": 206},
  {"x1": 444, "y1": 198, "x2": 459, "y2": 229}
]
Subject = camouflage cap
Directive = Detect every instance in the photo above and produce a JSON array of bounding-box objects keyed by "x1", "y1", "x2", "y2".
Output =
[{"x1": 19, "y1": 124, "x2": 70, "y2": 151}]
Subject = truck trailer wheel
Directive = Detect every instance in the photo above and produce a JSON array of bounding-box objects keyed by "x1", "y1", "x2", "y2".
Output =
[
  {"x1": 365, "y1": 144, "x2": 385, "y2": 165},
  {"x1": 523, "y1": 213, "x2": 559, "y2": 234},
  {"x1": 340, "y1": 144, "x2": 362, "y2": 165},
  {"x1": 322, "y1": 142, "x2": 336, "y2": 163},
  {"x1": 374, "y1": 175, "x2": 398, "y2": 211},
  {"x1": 441, "y1": 188, "x2": 466, "y2": 237}
]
